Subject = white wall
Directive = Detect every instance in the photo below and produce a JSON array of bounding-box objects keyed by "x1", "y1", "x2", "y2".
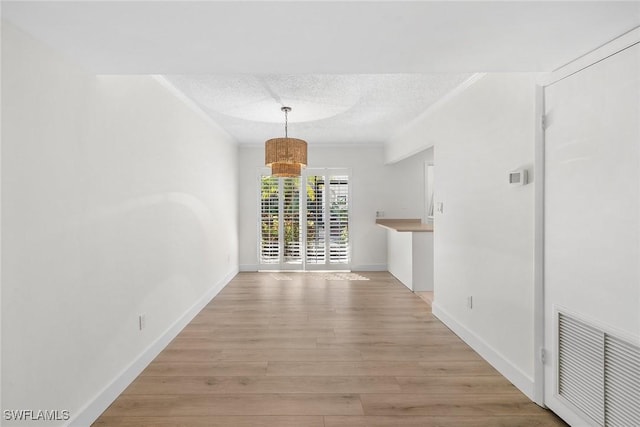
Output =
[
  {"x1": 1, "y1": 22, "x2": 239, "y2": 426},
  {"x1": 386, "y1": 73, "x2": 538, "y2": 398},
  {"x1": 385, "y1": 75, "x2": 484, "y2": 164},
  {"x1": 239, "y1": 145, "x2": 432, "y2": 271},
  {"x1": 384, "y1": 147, "x2": 433, "y2": 219}
]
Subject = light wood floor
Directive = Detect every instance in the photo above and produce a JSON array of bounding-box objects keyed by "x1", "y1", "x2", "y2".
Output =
[
  {"x1": 414, "y1": 291, "x2": 433, "y2": 306},
  {"x1": 93, "y1": 272, "x2": 566, "y2": 426}
]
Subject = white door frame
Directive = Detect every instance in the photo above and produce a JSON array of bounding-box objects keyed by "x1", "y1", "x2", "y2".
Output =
[
  {"x1": 533, "y1": 82, "x2": 545, "y2": 406},
  {"x1": 533, "y1": 26, "x2": 640, "y2": 415}
]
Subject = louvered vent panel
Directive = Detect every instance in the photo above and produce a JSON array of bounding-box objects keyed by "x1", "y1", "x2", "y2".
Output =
[
  {"x1": 558, "y1": 313, "x2": 605, "y2": 425},
  {"x1": 604, "y1": 336, "x2": 640, "y2": 426}
]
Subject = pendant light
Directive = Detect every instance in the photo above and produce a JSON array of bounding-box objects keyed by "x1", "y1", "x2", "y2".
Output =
[{"x1": 265, "y1": 106, "x2": 307, "y2": 177}]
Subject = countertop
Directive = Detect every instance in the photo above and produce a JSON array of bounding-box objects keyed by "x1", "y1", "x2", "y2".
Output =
[{"x1": 376, "y1": 218, "x2": 434, "y2": 232}]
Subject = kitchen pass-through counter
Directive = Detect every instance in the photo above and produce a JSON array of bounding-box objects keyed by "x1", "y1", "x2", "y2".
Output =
[{"x1": 376, "y1": 218, "x2": 433, "y2": 292}]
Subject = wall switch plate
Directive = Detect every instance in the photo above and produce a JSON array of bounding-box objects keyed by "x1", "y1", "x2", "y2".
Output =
[
  {"x1": 139, "y1": 314, "x2": 146, "y2": 331},
  {"x1": 467, "y1": 296, "x2": 473, "y2": 309},
  {"x1": 436, "y1": 202, "x2": 444, "y2": 214}
]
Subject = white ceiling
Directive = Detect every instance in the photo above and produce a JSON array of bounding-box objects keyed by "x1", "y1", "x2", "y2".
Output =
[
  {"x1": 163, "y1": 74, "x2": 473, "y2": 144},
  {"x1": 3, "y1": 1, "x2": 639, "y2": 146}
]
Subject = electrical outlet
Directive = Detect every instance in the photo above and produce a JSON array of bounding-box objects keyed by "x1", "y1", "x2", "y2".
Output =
[
  {"x1": 139, "y1": 314, "x2": 146, "y2": 331},
  {"x1": 376, "y1": 210, "x2": 385, "y2": 218},
  {"x1": 467, "y1": 296, "x2": 473, "y2": 309},
  {"x1": 436, "y1": 202, "x2": 444, "y2": 214}
]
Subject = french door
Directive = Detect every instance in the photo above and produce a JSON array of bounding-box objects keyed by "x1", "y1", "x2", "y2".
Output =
[{"x1": 259, "y1": 168, "x2": 350, "y2": 270}]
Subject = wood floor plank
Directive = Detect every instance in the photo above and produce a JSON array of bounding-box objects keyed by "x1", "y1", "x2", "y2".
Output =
[
  {"x1": 178, "y1": 328, "x2": 335, "y2": 339},
  {"x1": 394, "y1": 375, "x2": 521, "y2": 395},
  {"x1": 154, "y1": 347, "x2": 363, "y2": 362},
  {"x1": 92, "y1": 272, "x2": 566, "y2": 426},
  {"x1": 191, "y1": 314, "x2": 310, "y2": 323},
  {"x1": 94, "y1": 416, "x2": 324, "y2": 427},
  {"x1": 124, "y1": 376, "x2": 401, "y2": 394},
  {"x1": 310, "y1": 320, "x2": 440, "y2": 330},
  {"x1": 359, "y1": 345, "x2": 482, "y2": 361},
  {"x1": 101, "y1": 394, "x2": 364, "y2": 416},
  {"x1": 168, "y1": 336, "x2": 318, "y2": 349},
  {"x1": 332, "y1": 323, "x2": 449, "y2": 333},
  {"x1": 324, "y1": 415, "x2": 567, "y2": 427},
  {"x1": 153, "y1": 349, "x2": 224, "y2": 363},
  {"x1": 360, "y1": 393, "x2": 542, "y2": 416},
  {"x1": 218, "y1": 348, "x2": 364, "y2": 362},
  {"x1": 317, "y1": 343, "x2": 470, "y2": 352},
  {"x1": 141, "y1": 361, "x2": 267, "y2": 376},
  {"x1": 309, "y1": 314, "x2": 432, "y2": 322},
  {"x1": 317, "y1": 333, "x2": 463, "y2": 346},
  {"x1": 184, "y1": 324, "x2": 335, "y2": 333},
  {"x1": 267, "y1": 360, "x2": 498, "y2": 377}
]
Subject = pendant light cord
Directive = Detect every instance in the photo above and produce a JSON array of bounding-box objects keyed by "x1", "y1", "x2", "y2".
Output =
[
  {"x1": 284, "y1": 108, "x2": 288, "y2": 138},
  {"x1": 281, "y1": 106, "x2": 291, "y2": 138}
]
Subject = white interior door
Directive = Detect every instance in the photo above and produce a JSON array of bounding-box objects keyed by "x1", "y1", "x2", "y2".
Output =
[{"x1": 543, "y1": 43, "x2": 640, "y2": 426}]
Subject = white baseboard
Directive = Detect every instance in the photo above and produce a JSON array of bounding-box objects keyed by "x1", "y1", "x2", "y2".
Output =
[
  {"x1": 351, "y1": 264, "x2": 387, "y2": 272},
  {"x1": 432, "y1": 302, "x2": 535, "y2": 401},
  {"x1": 241, "y1": 264, "x2": 387, "y2": 272},
  {"x1": 69, "y1": 267, "x2": 239, "y2": 427}
]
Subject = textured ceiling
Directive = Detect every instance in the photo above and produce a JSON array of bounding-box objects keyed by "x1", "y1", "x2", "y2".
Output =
[
  {"x1": 3, "y1": 1, "x2": 639, "y2": 146},
  {"x1": 163, "y1": 74, "x2": 473, "y2": 145}
]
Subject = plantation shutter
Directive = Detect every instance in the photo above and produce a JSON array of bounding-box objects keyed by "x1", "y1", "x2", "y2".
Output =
[
  {"x1": 260, "y1": 176, "x2": 280, "y2": 264},
  {"x1": 306, "y1": 175, "x2": 326, "y2": 265},
  {"x1": 328, "y1": 175, "x2": 349, "y2": 264},
  {"x1": 282, "y1": 177, "x2": 302, "y2": 264},
  {"x1": 258, "y1": 169, "x2": 350, "y2": 269}
]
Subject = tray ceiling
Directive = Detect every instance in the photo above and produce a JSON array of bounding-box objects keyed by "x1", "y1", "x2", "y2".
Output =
[{"x1": 3, "y1": 1, "x2": 638, "y2": 145}]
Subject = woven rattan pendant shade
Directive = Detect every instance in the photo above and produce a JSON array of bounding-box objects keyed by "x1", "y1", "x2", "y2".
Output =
[
  {"x1": 265, "y1": 138, "x2": 307, "y2": 167},
  {"x1": 264, "y1": 107, "x2": 307, "y2": 177},
  {"x1": 270, "y1": 162, "x2": 302, "y2": 177}
]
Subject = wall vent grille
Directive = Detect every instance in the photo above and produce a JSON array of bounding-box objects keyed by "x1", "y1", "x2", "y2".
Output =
[
  {"x1": 558, "y1": 313, "x2": 640, "y2": 427},
  {"x1": 558, "y1": 313, "x2": 605, "y2": 425},
  {"x1": 604, "y1": 336, "x2": 640, "y2": 426}
]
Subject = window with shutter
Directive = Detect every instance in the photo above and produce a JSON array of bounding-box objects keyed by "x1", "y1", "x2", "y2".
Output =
[
  {"x1": 259, "y1": 176, "x2": 280, "y2": 264},
  {"x1": 306, "y1": 175, "x2": 326, "y2": 265},
  {"x1": 258, "y1": 169, "x2": 350, "y2": 270},
  {"x1": 328, "y1": 175, "x2": 349, "y2": 264}
]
